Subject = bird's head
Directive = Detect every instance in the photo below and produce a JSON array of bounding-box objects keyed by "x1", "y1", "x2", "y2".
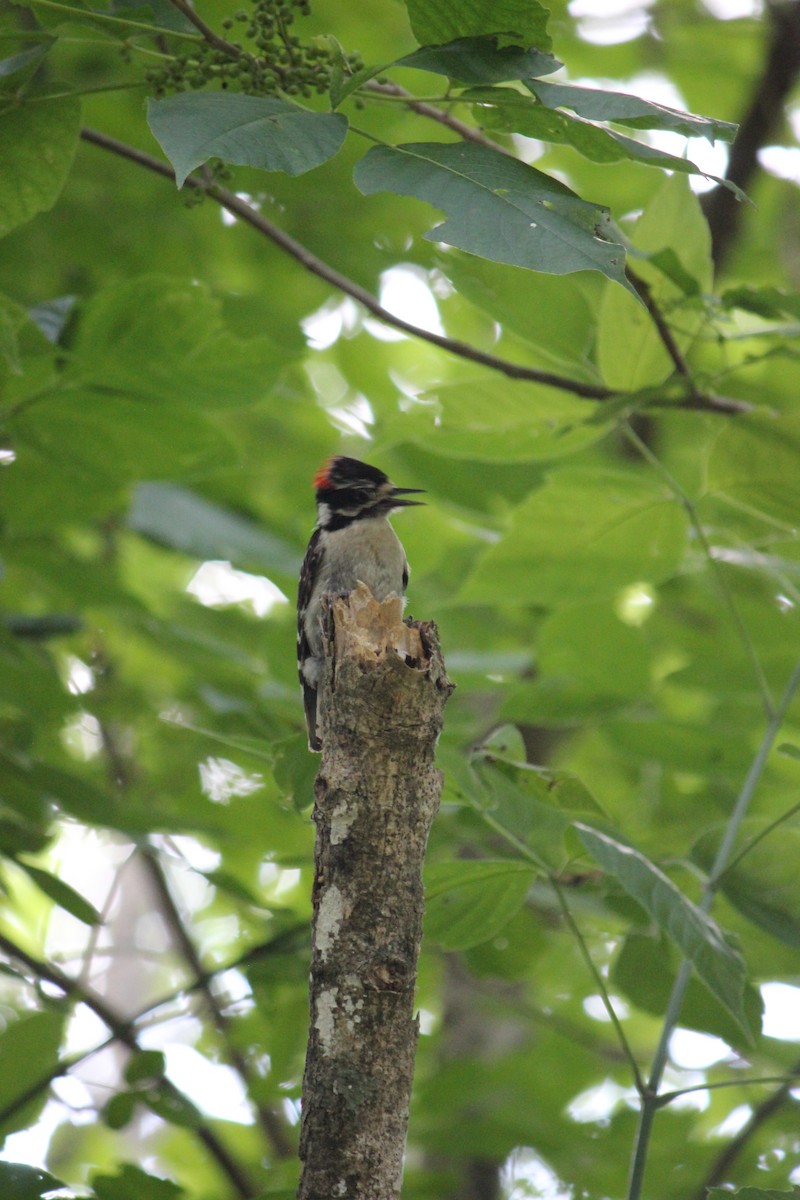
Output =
[{"x1": 313, "y1": 456, "x2": 424, "y2": 529}]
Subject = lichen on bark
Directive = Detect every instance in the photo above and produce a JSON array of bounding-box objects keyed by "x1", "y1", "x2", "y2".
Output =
[{"x1": 298, "y1": 584, "x2": 453, "y2": 1200}]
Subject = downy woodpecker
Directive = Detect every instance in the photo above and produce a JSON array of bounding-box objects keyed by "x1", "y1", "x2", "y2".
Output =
[{"x1": 297, "y1": 455, "x2": 424, "y2": 751}]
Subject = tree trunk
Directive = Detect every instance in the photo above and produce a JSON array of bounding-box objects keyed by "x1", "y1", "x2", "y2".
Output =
[{"x1": 298, "y1": 584, "x2": 453, "y2": 1200}]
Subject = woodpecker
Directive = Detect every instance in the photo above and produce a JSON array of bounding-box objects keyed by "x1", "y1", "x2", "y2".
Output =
[{"x1": 297, "y1": 455, "x2": 424, "y2": 751}]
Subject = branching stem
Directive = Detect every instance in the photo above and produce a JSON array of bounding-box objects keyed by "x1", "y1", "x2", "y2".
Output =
[
  {"x1": 0, "y1": 931, "x2": 259, "y2": 1199},
  {"x1": 78, "y1": 127, "x2": 745, "y2": 414},
  {"x1": 626, "y1": 657, "x2": 800, "y2": 1200}
]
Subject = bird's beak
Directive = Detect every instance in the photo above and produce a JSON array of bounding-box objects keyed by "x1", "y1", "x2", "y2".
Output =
[{"x1": 390, "y1": 486, "x2": 426, "y2": 507}]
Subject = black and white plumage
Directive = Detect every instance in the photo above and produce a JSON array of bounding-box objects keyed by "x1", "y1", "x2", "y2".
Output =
[{"x1": 297, "y1": 455, "x2": 424, "y2": 751}]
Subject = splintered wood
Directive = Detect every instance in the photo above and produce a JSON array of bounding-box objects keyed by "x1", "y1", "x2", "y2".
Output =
[{"x1": 331, "y1": 581, "x2": 424, "y2": 670}]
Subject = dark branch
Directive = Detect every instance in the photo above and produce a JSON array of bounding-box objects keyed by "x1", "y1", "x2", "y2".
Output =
[
  {"x1": 140, "y1": 846, "x2": 294, "y2": 1159},
  {"x1": 167, "y1": 0, "x2": 242, "y2": 55},
  {"x1": 364, "y1": 79, "x2": 502, "y2": 150},
  {"x1": 78, "y1": 128, "x2": 747, "y2": 415},
  {"x1": 0, "y1": 931, "x2": 259, "y2": 1199},
  {"x1": 702, "y1": 0, "x2": 800, "y2": 269},
  {"x1": 625, "y1": 267, "x2": 699, "y2": 396},
  {"x1": 78, "y1": 130, "x2": 614, "y2": 399},
  {"x1": 690, "y1": 1057, "x2": 800, "y2": 1198}
]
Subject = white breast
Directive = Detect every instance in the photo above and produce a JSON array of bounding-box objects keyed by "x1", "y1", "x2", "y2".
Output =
[{"x1": 317, "y1": 518, "x2": 407, "y2": 598}]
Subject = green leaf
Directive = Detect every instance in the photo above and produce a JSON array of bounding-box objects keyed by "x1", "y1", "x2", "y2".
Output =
[
  {"x1": 143, "y1": 1083, "x2": 202, "y2": 1128},
  {"x1": 10, "y1": 390, "x2": 236, "y2": 486},
  {"x1": 694, "y1": 825, "x2": 800, "y2": 950},
  {"x1": 147, "y1": 94, "x2": 348, "y2": 188},
  {"x1": 574, "y1": 823, "x2": 751, "y2": 1037},
  {"x1": 502, "y1": 603, "x2": 651, "y2": 723},
  {"x1": 404, "y1": 0, "x2": 551, "y2": 48},
  {"x1": 103, "y1": 1090, "x2": 139, "y2": 1131},
  {"x1": 0, "y1": 95, "x2": 80, "y2": 237},
  {"x1": 425, "y1": 859, "x2": 535, "y2": 949},
  {"x1": 468, "y1": 87, "x2": 743, "y2": 191},
  {"x1": 598, "y1": 174, "x2": 712, "y2": 389},
  {"x1": 0, "y1": 1011, "x2": 66, "y2": 1137},
  {"x1": 466, "y1": 758, "x2": 602, "y2": 870},
  {"x1": 607, "y1": 717, "x2": 758, "y2": 781},
  {"x1": 439, "y1": 254, "x2": 600, "y2": 379},
  {"x1": 721, "y1": 286, "x2": 800, "y2": 321},
  {"x1": 16, "y1": 861, "x2": 101, "y2": 926},
  {"x1": 528, "y1": 79, "x2": 737, "y2": 142},
  {"x1": 462, "y1": 468, "x2": 687, "y2": 606},
  {"x1": 70, "y1": 276, "x2": 295, "y2": 407},
  {"x1": 399, "y1": 36, "x2": 559, "y2": 84},
  {"x1": 92, "y1": 1163, "x2": 186, "y2": 1199},
  {"x1": 611, "y1": 931, "x2": 763, "y2": 1047},
  {"x1": 707, "y1": 413, "x2": 800, "y2": 527},
  {"x1": 0, "y1": 294, "x2": 21, "y2": 374},
  {"x1": 473, "y1": 723, "x2": 527, "y2": 763},
  {"x1": 29, "y1": 763, "x2": 114, "y2": 824},
  {"x1": 354, "y1": 141, "x2": 633, "y2": 290},
  {"x1": 385, "y1": 376, "x2": 607, "y2": 462},
  {"x1": 124, "y1": 1050, "x2": 166, "y2": 1085},
  {"x1": 0, "y1": 41, "x2": 54, "y2": 82},
  {"x1": 0, "y1": 1162, "x2": 65, "y2": 1200},
  {"x1": 128, "y1": 483, "x2": 300, "y2": 575}
]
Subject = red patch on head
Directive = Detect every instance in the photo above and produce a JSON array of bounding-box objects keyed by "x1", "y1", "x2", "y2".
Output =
[{"x1": 313, "y1": 457, "x2": 337, "y2": 491}]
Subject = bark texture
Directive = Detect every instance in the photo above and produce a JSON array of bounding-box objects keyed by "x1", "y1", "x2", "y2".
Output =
[{"x1": 298, "y1": 583, "x2": 453, "y2": 1200}]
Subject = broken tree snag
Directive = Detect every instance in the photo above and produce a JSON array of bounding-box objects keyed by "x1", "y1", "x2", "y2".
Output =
[{"x1": 298, "y1": 582, "x2": 453, "y2": 1200}]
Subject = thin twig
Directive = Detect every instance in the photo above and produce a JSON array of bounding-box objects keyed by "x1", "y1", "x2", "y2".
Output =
[
  {"x1": 626, "y1": 657, "x2": 800, "y2": 1200},
  {"x1": 551, "y1": 880, "x2": 646, "y2": 1095},
  {"x1": 625, "y1": 267, "x2": 700, "y2": 395},
  {"x1": 0, "y1": 931, "x2": 259, "y2": 1199},
  {"x1": 22, "y1": 0, "x2": 203, "y2": 41},
  {"x1": 362, "y1": 85, "x2": 744, "y2": 418},
  {"x1": 139, "y1": 845, "x2": 294, "y2": 1158},
  {"x1": 78, "y1": 126, "x2": 743, "y2": 415},
  {"x1": 364, "y1": 79, "x2": 502, "y2": 150},
  {"x1": 167, "y1": 0, "x2": 242, "y2": 57},
  {"x1": 77, "y1": 129, "x2": 611, "y2": 398},
  {"x1": 0, "y1": 928, "x2": 308, "y2": 1132},
  {"x1": 689, "y1": 1057, "x2": 800, "y2": 1199}
]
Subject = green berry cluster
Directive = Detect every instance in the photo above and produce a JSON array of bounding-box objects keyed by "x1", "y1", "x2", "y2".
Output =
[{"x1": 144, "y1": 0, "x2": 362, "y2": 99}]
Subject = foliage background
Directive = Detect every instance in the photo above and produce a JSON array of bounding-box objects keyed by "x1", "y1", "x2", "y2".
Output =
[{"x1": 1, "y1": 0, "x2": 800, "y2": 1198}]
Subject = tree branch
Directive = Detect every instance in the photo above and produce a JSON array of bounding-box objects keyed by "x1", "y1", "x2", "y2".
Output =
[
  {"x1": 625, "y1": 267, "x2": 699, "y2": 397},
  {"x1": 0, "y1": 927, "x2": 308, "y2": 1134},
  {"x1": 297, "y1": 587, "x2": 453, "y2": 1200},
  {"x1": 167, "y1": 0, "x2": 242, "y2": 56},
  {"x1": 364, "y1": 79, "x2": 502, "y2": 150},
  {"x1": 702, "y1": 0, "x2": 800, "y2": 269},
  {"x1": 78, "y1": 127, "x2": 745, "y2": 415},
  {"x1": 78, "y1": 129, "x2": 613, "y2": 399},
  {"x1": 689, "y1": 1057, "x2": 800, "y2": 1198},
  {"x1": 139, "y1": 845, "x2": 295, "y2": 1159},
  {"x1": 0, "y1": 931, "x2": 259, "y2": 1199}
]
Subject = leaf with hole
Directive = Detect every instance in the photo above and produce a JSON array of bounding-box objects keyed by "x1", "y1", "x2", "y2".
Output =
[
  {"x1": 355, "y1": 141, "x2": 632, "y2": 290},
  {"x1": 528, "y1": 79, "x2": 737, "y2": 142},
  {"x1": 0, "y1": 1162, "x2": 66, "y2": 1200}
]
